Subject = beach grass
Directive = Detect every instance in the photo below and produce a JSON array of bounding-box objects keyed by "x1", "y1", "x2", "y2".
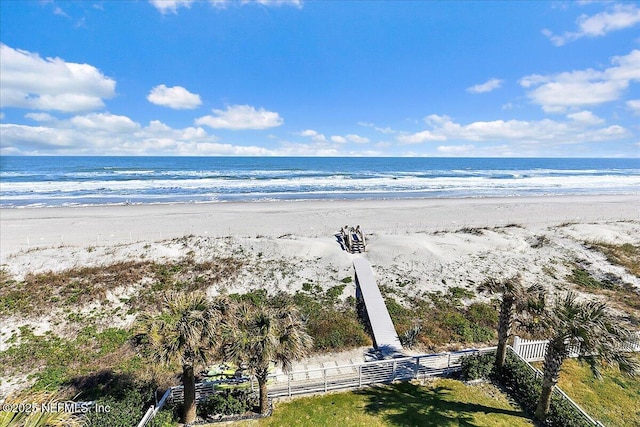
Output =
[
  {"x1": 0, "y1": 324, "x2": 139, "y2": 392},
  {"x1": 381, "y1": 286, "x2": 497, "y2": 349},
  {"x1": 567, "y1": 257, "x2": 640, "y2": 325},
  {"x1": 0, "y1": 257, "x2": 244, "y2": 316},
  {"x1": 588, "y1": 242, "x2": 640, "y2": 278},
  {"x1": 232, "y1": 379, "x2": 533, "y2": 427},
  {"x1": 536, "y1": 358, "x2": 640, "y2": 427}
]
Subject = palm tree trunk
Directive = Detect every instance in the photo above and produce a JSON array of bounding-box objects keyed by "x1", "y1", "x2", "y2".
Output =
[
  {"x1": 535, "y1": 341, "x2": 565, "y2": 421},
  {"x1": 495, "y1": 295, "x2": 514, "y2": 371},
  {"x1": 536, "y1": 376, "x2": 555, "y2": 421},
  {"x1": 495, "y1": 339, "x2": 508, "y2": 372},
  {"x1": 182, "y1": 364, "x2": 197, "y2": 424},
  {"x1": 258, "y1": 374, "x2": 269, "y2": 415}
]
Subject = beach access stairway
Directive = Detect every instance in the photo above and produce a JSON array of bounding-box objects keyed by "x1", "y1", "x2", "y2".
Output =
[
  {"x1": 353, "y1": 257, "x2": 403, "y2": 357},
  {"x1": 338, "y1": 226, "x2": 366, "y2": 253}
]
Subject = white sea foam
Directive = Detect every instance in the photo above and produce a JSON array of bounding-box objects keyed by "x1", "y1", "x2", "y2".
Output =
[{"x1": 2, "y1": 157, "x2": 638, "y2": 207}]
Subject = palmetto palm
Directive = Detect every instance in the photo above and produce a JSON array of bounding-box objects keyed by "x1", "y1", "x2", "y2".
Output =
[
  {"x1": 0, "y1": 390, "x2": 84, "y2": 427},
  {"x1": 135, "y1": 291, "x2": 223, "y2": 424},
  {"x1": 478, "y1": 275, "x2": 545, "y2": 371},
  {"x1": 535, "y1": 292, "x2": 639, "y2": 420},
  {"x1": 223, "y1": 303, "x2": 312, "y2": 415}
]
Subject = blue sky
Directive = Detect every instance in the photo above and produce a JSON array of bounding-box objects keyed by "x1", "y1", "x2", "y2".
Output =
[{"x1": 1, "y1": 0, "x2": 639, "y2": 157}]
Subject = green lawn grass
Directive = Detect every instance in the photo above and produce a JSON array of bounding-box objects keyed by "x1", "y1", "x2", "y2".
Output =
[
  {"x1": 554, "y1": 358, "x2": 640, "y2": 427},
  {"x1": 233, "y1": 379, "x2": 533, "y2": 427}
]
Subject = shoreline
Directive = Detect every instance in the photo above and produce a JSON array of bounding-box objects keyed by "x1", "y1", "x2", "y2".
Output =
[{"x1": 1, "y1": 194, "x2": 639, "y2": 260}]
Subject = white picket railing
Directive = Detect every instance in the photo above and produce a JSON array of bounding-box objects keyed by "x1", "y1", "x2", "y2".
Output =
[{"x1": 513, "y1": 332, "x2": 640, "y2": 363}]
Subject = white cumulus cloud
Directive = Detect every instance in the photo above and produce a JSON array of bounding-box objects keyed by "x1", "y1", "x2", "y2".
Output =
[
  {"x1": 627, "y1": 99, "x2": 640, "y2": 114},
  {"x1": 396, "y1": 114, "x2": 629, "y2": 146},
  {"x1": 298, "y1": 129, "x2": 327, "y2": 141},
  {"x1": 543, "y1": 4, "x2": 640, "y2": 46},
  {"x1": 345, "y1": 134, "x2": 369, "y2": 144},
  {"x1": 0, "y1": 43, "x2": 116, "y2": 113},
  {"x1": 25, "y1": 112, "x2": 56, "y2": 122},
  {"x1": 70, "y1": 112, "x2": 139, "y2": 133},
  {"x1": 397, "y1": 130, "x2": 446, "y2": 144},
  {"x1": 331, "y1": 135, "x2": 347, "y2": 143},
  {"x1": 566, "y1": 110, "x2": 605, "y2": 125},
  {"x1": 358, "y1": 121, "x2": 396, "y2": 134},
  {"x1": 147, "y1": 85, "x2": 202, "y2": 109},
  {"x1": 466, "y1": 78, "x2": 504, "y2": 94},
  {"x1": 150, "y1": 0, "x2": 302, "y2": 13},
  {"x1": 195, "y1": 105, "x2": 283, "y2": 130},
  {"x1": 437, "y1": 144, "x2": 476, "y2": 154},
  {"x1": 149, "y1": 0, "x2": 194, "y2": 14},
  {"x1": 329, "y1": 134, "x2": 370, "y2": 144},
  {"x1": 520, "y1": 49, "x2": 640, "y2": 113},
  {"x1": 0, "y1": 113, "x2": 277, "y2": 156}
]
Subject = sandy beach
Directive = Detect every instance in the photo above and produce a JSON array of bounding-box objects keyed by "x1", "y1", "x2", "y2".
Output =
[
  {"x1": 2, "y1": 193, "x2": 639, "y2": 298},
  {"x1": 1, "y1": 194, "x2": 639, "y2": 296},
  {"x1": 2, "y1": 194, "x2": 639, "y2": 258}
]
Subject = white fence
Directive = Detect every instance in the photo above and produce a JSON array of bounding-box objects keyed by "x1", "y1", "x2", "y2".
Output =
[
  {"x1": 513, "y1": 333, "x2": 640, "y2": 363},
  {"x1": 136, "y1": 389, "x2": 171, "y2": 427}
]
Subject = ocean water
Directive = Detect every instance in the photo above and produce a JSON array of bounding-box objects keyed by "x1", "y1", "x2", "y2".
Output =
[{"x1": 0, "y1": 156, "x2": 639, "y2": 208}]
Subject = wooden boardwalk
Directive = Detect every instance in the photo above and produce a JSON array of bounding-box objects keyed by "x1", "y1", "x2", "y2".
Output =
[{"x1": 353, "y1": 257, "x2": 403, "y2": 357}]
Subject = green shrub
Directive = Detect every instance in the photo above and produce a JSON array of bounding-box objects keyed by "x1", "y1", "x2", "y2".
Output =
[
  {"x1": 86, "y1": 385, "x2": 152, "y2": 427},
  {"x1": 149, "y1": 408, "x2": 178, "y2": 427},
  {"x1": 307, "y1": 309, "x2": 370, "y2": 350},
  {"x1": 448, "y1": 286, "x2": 475, "y2": 301},
  {"x1": 460, "y1": 352, "x2": 495, "y2": 381},
  {"x1": 466, "y1": 302, "x2": 498, "y2": 327},
  {"x1": 325, "y1": 284, "x2": 346, "y2": 303},
  {"x1": 230, "y1": 288, "x2": 268, "y2": 306},
  {"x1": 441, "y1": 311, "x2": 494, "y2": 343},
  {"x1": 197, "y1": 389, "x2": 258, "y2": 418}
]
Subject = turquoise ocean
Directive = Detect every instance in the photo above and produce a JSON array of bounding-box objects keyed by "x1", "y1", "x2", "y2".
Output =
[{"x1": 1, "y1": 157, "x2": 639, "y2": 208}]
